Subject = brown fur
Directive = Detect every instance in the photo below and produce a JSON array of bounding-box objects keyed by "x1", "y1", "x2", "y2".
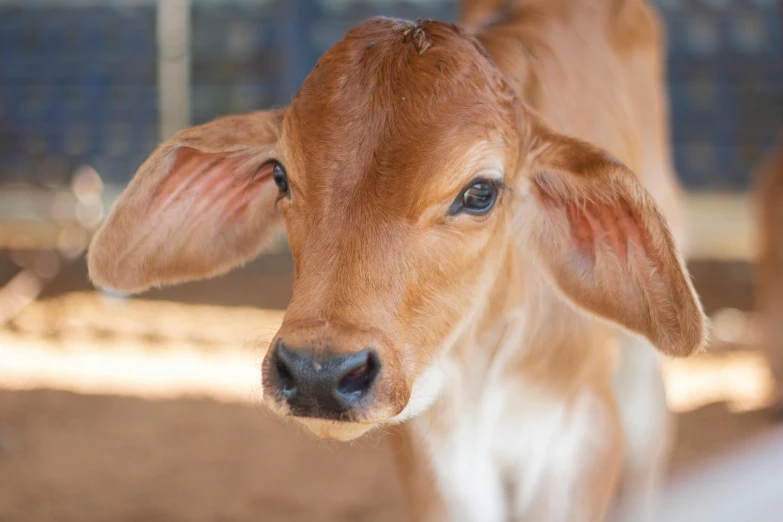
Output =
[{"x1": 88, "y1": 2, "x2": 707, "y2": 520}]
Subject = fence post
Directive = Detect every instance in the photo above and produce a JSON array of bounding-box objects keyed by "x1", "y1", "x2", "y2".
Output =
[{"x1": 157, "y1": 0, "x2": 191, "y2": 141}]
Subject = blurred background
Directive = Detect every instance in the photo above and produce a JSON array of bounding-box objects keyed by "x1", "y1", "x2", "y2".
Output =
[{"x1": 0, "y1": 0, "x2": 782, "y2": 521}]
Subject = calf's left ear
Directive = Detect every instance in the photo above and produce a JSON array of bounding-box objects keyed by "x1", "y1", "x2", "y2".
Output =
[{"x1": 520, "y1": 129, "x2": 708, "y2": 357}]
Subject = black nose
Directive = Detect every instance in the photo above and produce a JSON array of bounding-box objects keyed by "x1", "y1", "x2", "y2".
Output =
[{"x1": 267, "y1": 343, "x2": 381, "y2": 419}]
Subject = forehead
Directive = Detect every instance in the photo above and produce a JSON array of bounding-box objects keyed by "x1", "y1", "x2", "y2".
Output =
[{"x1": 282, "y1": 18, "x2": 516, "y2": 200}]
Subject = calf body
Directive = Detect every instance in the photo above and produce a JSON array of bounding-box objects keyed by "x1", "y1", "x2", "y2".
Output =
[
  {"x1": 88, "y1": 1, "x2": 706, "y2": 521},
  {"x1": 399, "y1": 3, "x2": 689, "y2": 520}
]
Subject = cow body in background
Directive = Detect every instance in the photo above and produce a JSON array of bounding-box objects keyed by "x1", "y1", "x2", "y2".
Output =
[
  {"x1": 88, "y1": 1, "x2": 706, "y2": 521},
  {"x1": 756, "y1": 126, "x2": 783, "y2": 414}
]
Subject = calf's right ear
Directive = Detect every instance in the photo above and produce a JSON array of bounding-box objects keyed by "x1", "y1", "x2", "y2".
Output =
[{"x1": 88, "y1": 110, "x2": 285, "y2": 294}]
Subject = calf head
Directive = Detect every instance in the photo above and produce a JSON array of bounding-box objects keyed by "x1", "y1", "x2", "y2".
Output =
[{"x1": 89, "y1": 18, "x2": 706, "y2": 440}]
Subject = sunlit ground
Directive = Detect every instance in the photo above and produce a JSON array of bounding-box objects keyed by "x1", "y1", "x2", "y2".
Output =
[
  {"x1": 0, "y1": 290, "x2": 775, "y2": 415},
  {"x1": 1, "y1": 291, "x2": 284, "y2": 402}
]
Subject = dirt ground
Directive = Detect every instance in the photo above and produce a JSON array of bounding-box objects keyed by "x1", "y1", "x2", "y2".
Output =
[
  {"x1": 0, "y1": 389, "x2": 405, "y2": 522},
  {"x1": 0, "y1": 389, "x2": 780, "y2": 522},
  {"x1": 0, "y1": 254, "x2": 781, "y2": 522}
]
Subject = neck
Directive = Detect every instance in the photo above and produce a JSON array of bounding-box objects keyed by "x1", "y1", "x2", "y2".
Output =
[{"x1": 448, "y1": 239, "x2": 617, "y2": 400}]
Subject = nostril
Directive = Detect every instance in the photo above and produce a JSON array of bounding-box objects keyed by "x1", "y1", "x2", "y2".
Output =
[
  {"x1": 342, "y1": 362, "x2": 369, "y2": 381},
  {"x1": 273, "y1": 346, "x2": 297, "y2": 398},
  {"x1": 337, "y1": 350, "x2": 380, "y2": 397}
]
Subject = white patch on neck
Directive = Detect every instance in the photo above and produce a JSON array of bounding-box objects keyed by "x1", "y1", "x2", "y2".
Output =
[{"x1": 390, "y1": 357, "x2": 450, "y2": 423}]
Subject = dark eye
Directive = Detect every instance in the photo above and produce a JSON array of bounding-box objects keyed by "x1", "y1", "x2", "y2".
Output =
[
  {"x1": 272, "y1": 162, "x2": 288, "y2": 194},
  {"x1": 453, "y1": 179, "x2": 498, "y2": 215}
]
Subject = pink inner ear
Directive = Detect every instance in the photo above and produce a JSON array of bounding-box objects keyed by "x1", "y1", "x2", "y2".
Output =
[
  {"x1": 534, "y1": 182, "x2": 663, "y2": 272},
  {"x1": 149, "y1": 147, "x2": 273, "y2": 225}
]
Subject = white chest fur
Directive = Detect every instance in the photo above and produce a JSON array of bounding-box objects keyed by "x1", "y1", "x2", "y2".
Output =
[{"x1": 410, "y1": 372, "x2": 616, "y2": 522}]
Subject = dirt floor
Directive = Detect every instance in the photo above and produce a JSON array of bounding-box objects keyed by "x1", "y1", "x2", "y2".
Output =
[
  {"x1": 0, "y1": 254, "x2": 781, "y2": 522},
  {"x1": 0, "y1": 389, "x2": 780, "y2": 522},
  {"x1": 0, "y1": 390, "x2": 405, "y2": 522}
]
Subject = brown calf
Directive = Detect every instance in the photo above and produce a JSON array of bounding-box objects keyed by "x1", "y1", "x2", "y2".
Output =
[{"x1": 88, "y1": 2, "x2": 706, "y2": 521}]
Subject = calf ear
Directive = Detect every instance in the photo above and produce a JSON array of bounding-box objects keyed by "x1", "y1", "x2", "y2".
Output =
[
  {"x1": 88, "y1": 110, "x2": 285, "y2": 294},
  {"x1": 521, "y1": 129, "x2": 707, "y2": 357}
]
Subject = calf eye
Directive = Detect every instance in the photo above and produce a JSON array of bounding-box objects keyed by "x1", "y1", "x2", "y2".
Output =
[
  {"x1": 450, "y1": 179, "x2": 498, "y2": 215},
  {"x1": 272, "y1": 163, "x2": 289, "y2": 194}
]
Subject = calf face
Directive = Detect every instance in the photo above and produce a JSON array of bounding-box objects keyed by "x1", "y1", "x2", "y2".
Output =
[{"x1": 89, "y1": 19, "x2": 706, "y2": 440}]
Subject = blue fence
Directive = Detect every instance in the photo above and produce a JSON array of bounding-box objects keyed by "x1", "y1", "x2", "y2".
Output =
[
  {"x1": 0, "y1": 5, "x2": 158, "y2": 186},
  {"x1": 0, "y1": 0, "x2": 780, "y2": 190}
]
